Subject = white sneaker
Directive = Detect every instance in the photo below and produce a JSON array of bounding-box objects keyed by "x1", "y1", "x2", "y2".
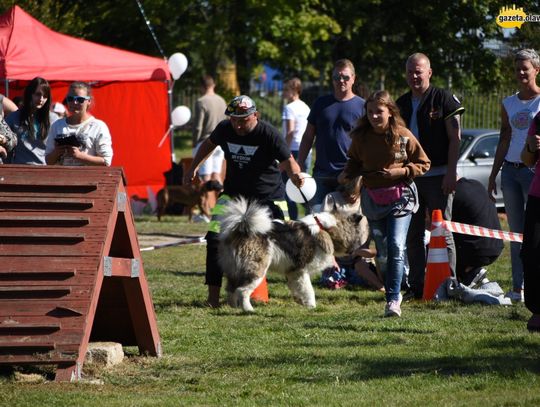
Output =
[
  {"x1": 504, "y1": 290, "x2": 524, "y2": 303},
  {"x1": 384, "y1": 294, "x2": 402, "y2": 317},
  {"x1": 467, "y1": 268, "x2": 488, "y2": 289}
]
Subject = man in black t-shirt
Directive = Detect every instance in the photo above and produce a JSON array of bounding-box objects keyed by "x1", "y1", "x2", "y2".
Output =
[{"x1": 184, "y1": 95, "x2": 303, "y2": 307}]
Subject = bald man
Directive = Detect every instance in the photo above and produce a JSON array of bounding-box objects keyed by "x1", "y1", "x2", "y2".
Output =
[{"x1": 396, "y1": 53, "x2": 465, "y2": 300}]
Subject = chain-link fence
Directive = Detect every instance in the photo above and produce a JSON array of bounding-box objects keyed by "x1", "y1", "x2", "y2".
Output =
[{"x1": 176, "y1": 85, "x2": 514, "y2": 132}]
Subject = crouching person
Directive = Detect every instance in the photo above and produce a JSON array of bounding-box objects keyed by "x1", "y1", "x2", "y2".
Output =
[
  {"x1": 320, "y1": 176, "x2": 383, "y2": 291},
  {"x1": 451, "y1": 178, "x2": 504, "y2": 288}
]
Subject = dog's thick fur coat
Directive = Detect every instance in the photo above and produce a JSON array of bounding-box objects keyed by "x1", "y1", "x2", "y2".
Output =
[{"x1": 218, "y1": 197, "x2": 366, "y2": 311}]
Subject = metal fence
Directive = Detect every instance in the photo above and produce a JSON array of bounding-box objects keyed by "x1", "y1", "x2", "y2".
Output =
[
  {"x1": 458, "y1": 89, "x2": 510, "y2": 130},
  {"x1": 176, "y1": 86, "x2": 514, "y2": 132}
]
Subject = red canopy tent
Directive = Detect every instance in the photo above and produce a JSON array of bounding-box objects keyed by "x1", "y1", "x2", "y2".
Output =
[{"x1": 0, "y1": 5, "x2": 173, "y2": 198}]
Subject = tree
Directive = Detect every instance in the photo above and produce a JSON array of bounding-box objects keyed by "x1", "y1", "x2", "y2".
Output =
[
  {"x1": 175, "y1": 0, "x2": 341, "y2": 93},
  {"x1": 321, "y1": 0, "x2": 528, "y2": 92},
  {"x1": 0, "y1": 0, "x2": 87, "y2": 36},
  {"x1": 2, "y1": 0, "x2": 537, "y2": 95}
]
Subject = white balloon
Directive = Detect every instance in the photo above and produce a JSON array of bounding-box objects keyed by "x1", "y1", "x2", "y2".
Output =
[
  {"x1": 171, "y1": 105, "x2": 191, "y2": 127},
  {"x1": 168, "y1": 52, "x2": 188, "y2": 80},
  {"x1": 286, "y1": 173, "x2": 317, "y2": 203}
]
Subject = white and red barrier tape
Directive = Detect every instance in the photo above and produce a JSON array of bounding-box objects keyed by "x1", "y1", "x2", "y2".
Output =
[
  {"x1": 140, "y1": 236, "x2": 205, "y2": 251},
  {"x1": 441, "y1": 220, "x2": 523, "y2": 243}
]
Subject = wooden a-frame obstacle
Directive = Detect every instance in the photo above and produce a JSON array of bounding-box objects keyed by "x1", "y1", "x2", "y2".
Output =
[{"x1": 0, "y1": 165, "x2": 161, "y2": 381}]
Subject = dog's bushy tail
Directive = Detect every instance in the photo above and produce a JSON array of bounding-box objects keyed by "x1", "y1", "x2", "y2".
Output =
[{"x1": 220, "y1": 197, "x2": 273, "y2": 238}]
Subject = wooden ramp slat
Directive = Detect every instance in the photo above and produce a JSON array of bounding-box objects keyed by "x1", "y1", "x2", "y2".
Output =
[
  {"x1": 0, "y1": 185, "x2": 117, "y2": 199},
  {"x1": 0, "y1": 280, "x2": 95, "y2": 292},
  {"x1": 0, "y1": 197, "x2": 95, "y2": 205},
  {"x1": 0, "y1": 270, "x2": 77, "y2": 278},
  {"x1": 1, "y1": 317, "x2": 80, "y2": 328},
  {"x1": 0, "y1": 331, "x2": 84, "y2": 345},
  {"x1": 0, "y1": 177, "x2": 98, "y2": 187},
  {"x1": 0, "y1": 342, "x2": 56, "y2": 351},
  {"x1": 0, "y1": 165, "x2": 160, "y2": 381},
  {"x1": 0, "y1": 232, "x2": 85, "y2": 239},
  {"x1": 0, "y1": 323, "x2": 61, "y2": 332},
  {"x1": 0, "y1": 243, "x2": 103, "y2": 257},
  {"x1": 0, "y1": 287, "x2": 72, "y2": 299},
  {"x1": 0, "y1": 215, "x2": 90, "y2": 222},
  {"x1": 0, "y1": 228, "x2": 107, "y2": 241},
  {"x1": 0, "y1": 302, "x2": 90, "y2": 317},
  {"x1": 0, "y1": 354, "x2": 78, "y2": 364},
  {"x1": 0, "y1": 202, "x2": 112, "y2": 212}
]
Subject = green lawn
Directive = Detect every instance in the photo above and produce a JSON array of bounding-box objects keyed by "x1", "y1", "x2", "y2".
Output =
[{"x1": 1, "y1": 214, "x2": 539, "y2": 407}]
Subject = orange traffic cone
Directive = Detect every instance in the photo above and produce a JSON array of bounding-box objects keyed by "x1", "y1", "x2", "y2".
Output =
[
  {"x1": 422, "y1": 209, "x2": 451, "y2": 300},
  {"x1": 250, "y1": 276, "x2": 269, "y2": 302}
]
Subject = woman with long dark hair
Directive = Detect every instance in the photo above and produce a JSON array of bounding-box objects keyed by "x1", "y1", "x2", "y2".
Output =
[
  {"x1": 6, "y1": 77, "x2": 51, "y2": 164},
  {"x1": 339, "y1": 90, "x2": 430, "y2": 317}
]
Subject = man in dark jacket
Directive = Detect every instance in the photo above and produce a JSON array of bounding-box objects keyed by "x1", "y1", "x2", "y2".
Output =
[
  {"x1": 397, "y1": 52, "x2": 465, "y2": 299},
  {"x1": 452, "y1": 178, "x2": 504, "y2": 287}
]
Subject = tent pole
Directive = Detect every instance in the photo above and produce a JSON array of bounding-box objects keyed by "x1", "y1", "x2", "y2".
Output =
[
  {"x1": 4, "y1": 79, "x2": 9, "y2": 98},
  {"x1": 168, "y1": 80, "x2": 176, "y2": 163}
]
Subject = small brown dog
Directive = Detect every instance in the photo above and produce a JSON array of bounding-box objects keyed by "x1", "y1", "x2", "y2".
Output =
[{"x1": 156, "y1": 180, "x2": 223, "y2": 221}]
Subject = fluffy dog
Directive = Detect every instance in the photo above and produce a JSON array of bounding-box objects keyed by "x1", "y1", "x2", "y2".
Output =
[
  {"x1": 218, "y1": 197, "x2": 366, "y2": 311},
  {"x1": 156, "y1": 180, "x2": 222, "y2": 221}
]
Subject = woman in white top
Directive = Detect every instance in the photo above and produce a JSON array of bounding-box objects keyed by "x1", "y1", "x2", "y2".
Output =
[
  {"x1": 488, "y1": 49, "x2": 540, "y2": 302},
  {"x1": 45, "y1": 81, "x2": 113, "y2": 166},
  {"x1": 282, "y1": 77, "x2": 311, "y2": 219}
]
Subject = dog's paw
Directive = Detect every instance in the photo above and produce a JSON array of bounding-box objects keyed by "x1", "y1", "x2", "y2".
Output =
[{"x1": 242, "y1": 303, "x2": 255, "y2": 313}]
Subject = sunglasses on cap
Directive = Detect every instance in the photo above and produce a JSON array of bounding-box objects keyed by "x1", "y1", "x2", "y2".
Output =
[
  {"x1": 66, "y1": 95, "x2": 90, "y2": 104},
  {"x1": 332, "y1": 74, "x2": 352, "y2": 82}
]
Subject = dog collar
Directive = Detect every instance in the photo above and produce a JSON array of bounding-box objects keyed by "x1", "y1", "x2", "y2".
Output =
[{"x1": 314, "y1": 215, "x2": 326, "y2": 231}]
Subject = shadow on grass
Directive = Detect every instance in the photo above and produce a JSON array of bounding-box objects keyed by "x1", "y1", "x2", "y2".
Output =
[
  {"x1": 215, "y1": 337, "x2": 540, "y2": 381},
  {"x1": 302, "y1": 321, "x2": 436, "y2": 335},
  {"x1": 345, "y1": 352, "x2": 540, "y2": 380},
  {"x1": 171, "y1": 271, "x2": 205, "y2": 277},
  {"x1": 0, "y1": 364, "x2": 56, "y2": 381},
  {"x1": 148, "y1": 268, "x2": 205, "y2": 277}
]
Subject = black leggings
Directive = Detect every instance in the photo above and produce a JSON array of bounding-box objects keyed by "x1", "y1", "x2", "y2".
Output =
[
  {"x1": 455, "y1": 254, "x2": 499, "y2": 281},
  {"x1": 522, "y1": 195, "x2": 540, "y2": 314}
]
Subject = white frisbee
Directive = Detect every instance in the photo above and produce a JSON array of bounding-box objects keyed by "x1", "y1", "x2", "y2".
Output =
[{"x1": 285, "y1": 173, "x2": 317, "y2": 203}]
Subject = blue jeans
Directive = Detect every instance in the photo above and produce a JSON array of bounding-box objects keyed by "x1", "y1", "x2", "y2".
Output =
[
  {"x1": 311, "y1": 172, "x2": 340, "y2": 211},
  {"x1": 370, "y1": 212, "x2": 412, "y2": 302},
  {"x1": 501, "y1": 163, "x2": 534, "y2": 290}
]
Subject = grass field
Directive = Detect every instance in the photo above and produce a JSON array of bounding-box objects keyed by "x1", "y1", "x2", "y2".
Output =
[{"x1": 1, "y1": 213, "x2": 539, "y2": 406}]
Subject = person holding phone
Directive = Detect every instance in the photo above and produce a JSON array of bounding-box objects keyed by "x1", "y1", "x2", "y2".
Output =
[{"x1": 45, "y1": 81, "x2": 112, "y2": 166}]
